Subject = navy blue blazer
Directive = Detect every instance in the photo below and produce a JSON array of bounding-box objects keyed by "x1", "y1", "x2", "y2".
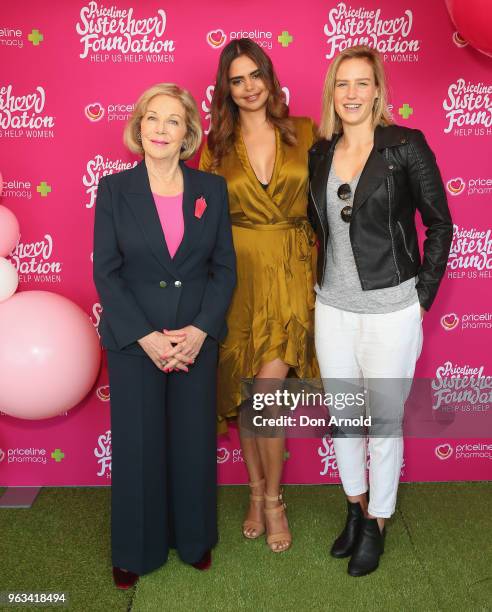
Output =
[{"x1": 93, "y1": 159, "x2": 237, "y2": 356}]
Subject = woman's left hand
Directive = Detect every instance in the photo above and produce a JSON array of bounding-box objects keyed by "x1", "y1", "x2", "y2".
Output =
[
  {"x1": 162, "y1": 325, "x2": 207, "y2": 370},
  {"x1": 420, "y1": 306, "x2": 426, "y2": 321}
]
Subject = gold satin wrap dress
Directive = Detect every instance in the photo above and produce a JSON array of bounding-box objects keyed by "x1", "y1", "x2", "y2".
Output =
[{"x1": 199, "y1": 116, "x2": 319, "y2": 433}]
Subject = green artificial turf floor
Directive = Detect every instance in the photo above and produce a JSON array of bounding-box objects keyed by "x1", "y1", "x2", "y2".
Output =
[{"x1": 0, "y1": 483, "x2": 491, "y2": 612}]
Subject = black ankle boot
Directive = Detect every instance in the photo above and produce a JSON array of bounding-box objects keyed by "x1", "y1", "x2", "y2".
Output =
[
  {"x1": 348, "y1": 517, "x2": 385, "y2": 577},
  {"x1": 330, "y1": 500, "x2": 365, "y2": 558}
]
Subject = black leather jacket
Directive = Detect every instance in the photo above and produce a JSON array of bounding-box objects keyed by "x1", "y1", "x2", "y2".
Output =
[{"x1": 308, "y1": 124, "x2": 453, "y2": 311}]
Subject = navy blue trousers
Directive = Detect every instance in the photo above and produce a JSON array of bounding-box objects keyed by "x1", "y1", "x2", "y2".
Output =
[{"x1": 107, "y1": 337, "x2": 218, "y2": 575}]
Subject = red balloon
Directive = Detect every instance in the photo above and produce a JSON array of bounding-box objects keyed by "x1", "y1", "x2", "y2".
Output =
[{"x1": 446, "y1": 0, "x2": 492, "y2": 58}]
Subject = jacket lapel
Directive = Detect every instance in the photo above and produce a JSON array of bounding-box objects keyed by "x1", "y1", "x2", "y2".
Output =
[
  {"x1": 352, "y1": 124, "x2": 401, "y2": 215},
  {"x1": 352, "y1": 147, "x2": 392, "y2": 216},
  {"x1": 311, "y1": 127, "x2": 393, "y2": 220},
  {"x1": 123, "y1": 160, "x2": 206, "y2": 275},
  {"x1": 172, "y1": 162, "x2": 205, "y2": 267},
  {"x1": 123, "y1": 160, "x2": 184, "y2": 278},
  {"x1": 310, "y1": 135, "x2": 339, "y2": 228}
]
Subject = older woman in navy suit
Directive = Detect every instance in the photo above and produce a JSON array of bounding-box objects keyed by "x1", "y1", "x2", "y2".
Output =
[{"x1": 93, "y1": 83, "x2": 236, "y2": 588}]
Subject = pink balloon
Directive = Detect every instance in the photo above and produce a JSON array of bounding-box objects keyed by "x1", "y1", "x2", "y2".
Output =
[
  {"x1": 0, "y1": 291, "x2": 101, "y2": 419},
  {"x1": 446, "y1": 0, "x2": 492, "y2": 58},
  {"x1": 0, "y1": 257, "x2": 19, "y2": 302},
  {"x1": 0, "y1": 205, "x2": 20, "y2": 257}
]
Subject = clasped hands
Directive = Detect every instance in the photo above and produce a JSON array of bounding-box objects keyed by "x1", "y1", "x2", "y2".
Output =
[{"x1": 138, "y1": 325, "x2": 207, "y2": 373}]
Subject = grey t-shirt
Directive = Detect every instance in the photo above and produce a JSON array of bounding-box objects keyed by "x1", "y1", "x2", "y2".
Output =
[{"x1": 315, "y1": 166, "x2": 418, "y2": 313}]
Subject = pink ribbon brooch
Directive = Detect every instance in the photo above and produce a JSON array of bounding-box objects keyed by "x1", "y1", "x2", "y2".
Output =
[{"x1": 194, "y1": 196, "x2": 207, "y2": 219}]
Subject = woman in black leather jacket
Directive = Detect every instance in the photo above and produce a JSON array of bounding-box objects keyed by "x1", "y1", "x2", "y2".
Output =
[{"x1": 309, "y1": 45, "x2": 452, "y2": 577}]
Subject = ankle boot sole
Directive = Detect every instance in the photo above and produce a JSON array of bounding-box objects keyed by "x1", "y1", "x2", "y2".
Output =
[{"x1": 330, "y1": 548, "x2": 353, "y2": 559}]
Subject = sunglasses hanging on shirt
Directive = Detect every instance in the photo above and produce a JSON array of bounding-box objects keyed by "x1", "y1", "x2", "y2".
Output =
[{"x1": 337, "y1": 183, "x2": 353, "y2": 223}]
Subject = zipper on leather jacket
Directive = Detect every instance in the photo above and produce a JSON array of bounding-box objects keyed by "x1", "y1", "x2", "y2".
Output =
[
  {"x1": 385, "y1": 150, "x2": 401, "y2": 283},
  {"x1": 309, "y1": 182, "x2": 328, "y2": 283},
  {"x1": 397, "y1": 220, "x2": 414, "y2": 262}
]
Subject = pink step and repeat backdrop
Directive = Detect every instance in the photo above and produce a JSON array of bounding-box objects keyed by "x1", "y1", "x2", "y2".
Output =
[{"x1": 1, "y1": 0, "x2": 491, "y2": 486}]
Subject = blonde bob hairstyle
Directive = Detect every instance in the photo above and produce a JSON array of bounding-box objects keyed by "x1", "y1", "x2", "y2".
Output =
[
  {"x1": 319, "y1": 46, "x2": 393, "y2": 141},
  {"x1": 124, "y1": 83, "x2": 203, "y2": 160}
]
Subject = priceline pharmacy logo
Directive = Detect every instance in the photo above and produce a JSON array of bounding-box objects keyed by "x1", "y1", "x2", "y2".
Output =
[
  {"x1": 2, "y1": 447, "x2": 65, "y2": 464},
  {"x1": 446, "y1": 176, "x2": 492, "y2": 197},
  {"x1": 435, "y1": 442, "x2": 492, "y2": 461},
  {"x1": 441, "y1": 312, "x2": 492, "y2": 331},
  {"x1": 206, "y1": 26, "x2": 274, "y2": 50}
]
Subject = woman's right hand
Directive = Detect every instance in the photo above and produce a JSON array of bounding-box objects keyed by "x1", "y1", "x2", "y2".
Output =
[{"x1": 137, "y1": 331, "x2": 189, "y2": 372}]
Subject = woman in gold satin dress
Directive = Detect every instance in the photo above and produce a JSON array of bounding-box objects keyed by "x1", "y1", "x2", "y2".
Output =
[{"x1": 200, "y1": 39, "x2": 318, "y2": 553}]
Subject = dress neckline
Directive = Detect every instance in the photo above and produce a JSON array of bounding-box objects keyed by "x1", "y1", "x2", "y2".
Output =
[{"x1": 234, "y1": 124, "x2": 284, "y2": 198}]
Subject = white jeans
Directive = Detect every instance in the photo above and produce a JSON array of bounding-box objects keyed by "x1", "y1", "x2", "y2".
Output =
[{"x1": 315, "y1": 300, "x2": 423, "y2": 518}]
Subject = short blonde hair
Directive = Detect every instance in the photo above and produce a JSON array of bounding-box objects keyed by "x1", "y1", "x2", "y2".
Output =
[
  {"x1": 124, "y1": 83, "x2": 203, "y2": 160},
  {"x1": 319, "y1": 46, "x2": 393, "y2": 140}
]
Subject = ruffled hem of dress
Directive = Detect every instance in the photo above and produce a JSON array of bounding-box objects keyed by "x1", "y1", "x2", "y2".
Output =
[{"x1": 216, "y1": 314, "x2": 319, "y2": 433}]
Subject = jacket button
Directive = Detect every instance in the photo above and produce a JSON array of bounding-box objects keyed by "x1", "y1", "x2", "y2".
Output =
[
  {"x1": 159, "y1": 281, "x2": 167, "y2": 288},
  {"x1": 388, "y1": 164, "x2": 394, "y2": 170},
  {"x1": 174, "y1": 280, "x2": 182, "y2": 288}
]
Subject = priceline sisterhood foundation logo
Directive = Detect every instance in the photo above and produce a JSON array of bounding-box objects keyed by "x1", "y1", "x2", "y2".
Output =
[
  {"x1": 90, "y1": 302, "x2": 103, "y2": 337},
  {"x1": 0, "y1": 85, "x2": 55, "y2": 138},
  {"x1": 443, "y1": 79, "x2": 492, "y2": 136},
  {"x1": 431, "y1": 361, "x2": 492, "y2": 413},
  {"x1": 318, "y1": 435, "x2": 339, "y2": 477},
  {"x1": 323, "y1": 3, "x2": 420, "y2": 61},
  {"x1": 83, "y1": 155, "x2": 137, "y2": 208},
  {"x1": 9, "y1": 234, "x2": 62, "y2": 283},
  {"x1": 447, "y1": 225, "x2": 492, "y2": 280},
  {"x1": 76, "y1": 2, "x2": 175, "y2": 63},
  {"x1": 94, "y1": 429, "x2": 112, "y2": 477}
]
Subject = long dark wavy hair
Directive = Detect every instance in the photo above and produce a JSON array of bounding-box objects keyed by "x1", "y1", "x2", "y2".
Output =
[{"x1": 207, "y1": 38, "x2": 297, "y2": 168}]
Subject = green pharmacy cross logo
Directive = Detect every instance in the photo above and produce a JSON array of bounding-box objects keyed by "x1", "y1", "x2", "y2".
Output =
[
  {"x1": 398, "y1": 103, "x2": 414, "y2": 119},
  {"x1": 37, "y1": 181, "x2": 52, "y2": 197},
  {"x1": 277, "y1": 31, "x2": 293, "y2": 48},
  {"x1": 28, "y1": 29, "x2": 44, "y2": 46},
  {"x1": 51, "y1": 449, "x2": 65, "y2": 463}
]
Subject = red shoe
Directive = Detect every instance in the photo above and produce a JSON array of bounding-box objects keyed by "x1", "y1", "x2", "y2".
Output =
[
  {"x1": 191, "y1": 550, "x2": 212, "y2": 571},
  {"x1": 112, "y1": 567, "x2": 139, "y2": 589}
]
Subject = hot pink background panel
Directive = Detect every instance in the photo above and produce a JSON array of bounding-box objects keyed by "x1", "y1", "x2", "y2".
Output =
[{"x1": 1, "y1": 0, "x2": 491, "y2": 485}]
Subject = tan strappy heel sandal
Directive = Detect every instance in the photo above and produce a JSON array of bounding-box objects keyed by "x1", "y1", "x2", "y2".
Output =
[
  {"x1": 242, "y1": 478, "x2": 266, "y2": 539},
  {"x1": 264, "y1": 491, "x2": 292, "y2": 553}
]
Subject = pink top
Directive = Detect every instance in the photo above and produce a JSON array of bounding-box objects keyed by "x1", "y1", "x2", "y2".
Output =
[{"x1": 153, "y1": 193, "x2": 184, "y2": 258}]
